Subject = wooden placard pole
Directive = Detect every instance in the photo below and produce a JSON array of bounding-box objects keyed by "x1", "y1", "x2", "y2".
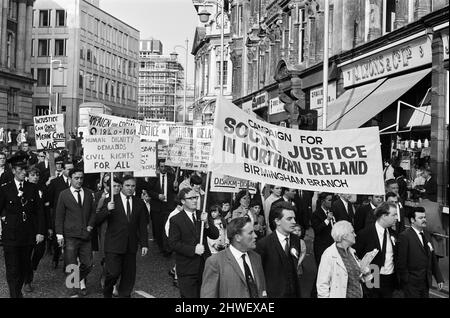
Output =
[{"x1": 199, "y1": 171, "x2": 211, "y2": 245}]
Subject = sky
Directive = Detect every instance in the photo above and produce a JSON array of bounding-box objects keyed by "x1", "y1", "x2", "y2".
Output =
[{"x1": 100, "y1": 0, "x2": 199, "y2": 84}]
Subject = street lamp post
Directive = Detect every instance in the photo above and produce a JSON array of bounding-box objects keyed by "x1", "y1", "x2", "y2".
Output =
[
  {"x1": 49, "y1": 55, "x2": 63, "y2": 114},
  {"x1": 174, "y1": 39, "x2": 189, "y2": 123},
  {"x1": 198, "y1": 0, "x2": 225, "y2": 97}
]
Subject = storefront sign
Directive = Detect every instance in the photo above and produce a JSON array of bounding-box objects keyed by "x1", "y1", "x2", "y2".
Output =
[
  {"x1": 310, "y1": 82, "x2": 337, "y2": 110},
  {"x1": 341, "y1": 36, "x2": 431, "y2": 88},
  {"x1": 252, "y1": 92, "x2": 268, "y2": 110},
  {"x1": 269, "y1": 97, "x2": 285, "y2": 115}
]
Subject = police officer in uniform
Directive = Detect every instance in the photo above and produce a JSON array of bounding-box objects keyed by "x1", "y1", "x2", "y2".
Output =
[{"x1": 0, "y1": 154, "x2": 45, "y2": 298}]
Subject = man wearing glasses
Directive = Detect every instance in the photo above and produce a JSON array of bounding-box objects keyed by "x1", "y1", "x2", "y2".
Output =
[
  {"x1": 168, "y1": 188, "x2": 219, "y2": 298},
  {"x1": 0, "y1": 154, "x2": 45, "y2": 298}
]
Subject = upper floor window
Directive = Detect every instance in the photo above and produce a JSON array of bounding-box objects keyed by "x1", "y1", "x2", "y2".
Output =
[
  {"x1": 54, "y1": 39, "x2": 66, "y2": 56},
  {"x1": 39, "y1": 10, "x2": 51, "y2": 27},
  {"x1": 38, "y1": 39, "x2": 50, "y2": 56},
  {"x1": 7, "y1": 88, "x2": 18, "y2": 114},
  {"x1": 6, "y1": 32, "x2": 16, "y2": 68},
  {"x1": 56, "y1": 10, "x2": 66, "y2": 27},
  {"x1": 37, "y1": 68, "x2": 50, "y2": 86}
]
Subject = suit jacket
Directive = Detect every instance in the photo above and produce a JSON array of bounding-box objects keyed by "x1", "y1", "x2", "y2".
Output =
[
  {"x1": 47, "y1": 175, "x2": 70, "y2": 209},
  {"x1": 147, "y1": 172, "x2": 178, "y2": 213},
  {"x1": 0, "y1": 168, "x2": 13, "y2": 187},
  {"x1": 354, "y1": 223, "x2": 397, "y2": 271},
  {"x1": 311, "y1": 207, "x2": 334, "y2": 262},
  {"x1": 36, "y1": 161, "x2": 50, "y2": 187},
  {"x1": 332, "y1": 198, "x2": 355, "y2": 225},
  {"x1": 294, "y1": 190, "x2": 314, "y2": 230},
  {"x1": 354, "y1": 204, "x2": 375, "y2": 234},
  {"x1": 397, "y1": 228, "x2": 444, "y2": 289},
  {"x1": 0, "y1": 181, "x2": 45, "y2": 246},
  {"x1": 255, "y1": 232, "x2": 301, "y2": 298},
  {"x1": 168, "y1": 209, "x2": 219, "y2": 276},
  {"x1": 423, "y1": 177, "x2": 437, "y2": 202},
  {"x1": 201, "y1": 248, "x2": 266, "y2": 298},
  {"x1": 55, "y1": 187, "x2": 96, "y2": 240},
  {"x1": 96, "y1": 194, "x2": 148, "y2": 254}
]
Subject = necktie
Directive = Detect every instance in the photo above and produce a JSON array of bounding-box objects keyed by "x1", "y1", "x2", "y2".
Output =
[
  {"x1": 66, "y1": 179, "x2": 70, "y2": 187},
  {"x1": 192, "y1": 212, "x2": 197, "y2": 224},
  {"x1": 161, "y1": 174, "x2": 165, "y2": 192},
  {"x1": 126, "y1": 196, "x2": 131, "y2": 221},
  {"x1": 242, "y1": 254, "x2": 258, "y2": 298},
  {"x1": 75, "y1": 190, "x2": 82, "y2": 208},
  {"x1": 419, "y1": 232, "x2": 429, "y2": 254},
  {"x1": 284, "y1": 236, "x2": 290, "y2": 256},
  {"x1": 19, "y1": 182, "x2": 23, "y2": 191},
  {"x1": 380, "y1": 229, "x2": 387, "y2": 265}
]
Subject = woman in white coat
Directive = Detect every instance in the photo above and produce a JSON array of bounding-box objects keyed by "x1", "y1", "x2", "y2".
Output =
[{"x1": 316, "y1": 220, "x2": 367, "y2": 298}]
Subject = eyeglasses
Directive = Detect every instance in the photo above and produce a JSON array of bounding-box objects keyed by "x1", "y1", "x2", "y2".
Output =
[{"x1": 185, "y1": 196, "x2": 199, "y2": 200}]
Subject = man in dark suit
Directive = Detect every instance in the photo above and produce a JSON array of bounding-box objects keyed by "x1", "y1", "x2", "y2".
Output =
[
  {"x1": 421, "y1": 168, "x2": 437, "y2": 202},
  {"x1": 354, "y1": 194, "x2": 384, "y2": 233},
  {"x1": 47, "y1": 160, "x2": 73, "y2": 268},
  {"x1": 96, "y1": 176, "x2": 148, "y2": 298},
  {"x1": 397, "y1": 207, "x2": 444, "y2": 298},
  {"x1": 0, "y1": 151, "x2": 13, "y2": 187},
  {"x1": 0, "y1": 155, "x2": 45, "y2": 298},
  {"x1": 168, "y1": 188, "x2": 219, "y2": 298},
  {"x1": 354, "y1": 202, "x2": 399, "y2": 298},
  {"x1": 55, "y1": 167, "x2": 96, "y2": 297},
  {"x1": 35, "y1": 151, "x2": 50, "y2": 187},
  {"x1": 294, "y1": 190, "x2": 313, "y2": 231},
  {"x1": 332, "y1": 193, "x2": 355, "y2": 225},
  {"x1": 255, "y1": 201, "x2": 301, "y2": 298},
  {"x1": 385, "y1": 192, "x2": 406, "y2": 235},
  {"x1": 147, "y1": 160, "x2": 178, "y2": 254},
  {"x1": 201, "y1": 217, "x2": 267, "y2": 298},
  {"x1": 311, "y1": 192, "x2": 335, "y2": 267}
]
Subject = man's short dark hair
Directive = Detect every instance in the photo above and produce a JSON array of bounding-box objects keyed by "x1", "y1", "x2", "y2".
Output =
[
  {"x1": 178, "y1": 187, "x2": 193, "y2": 201},
  {"x1": 122, "y1": 175, "x2": 136, "y2": 184},
  {"x1": 374, "y1": 202, "x2": 397, "y2": 219},
  {"x1": 385, "y1": 192, "x2": 397, "y2": 200},
  {"x1": 249, "y1": 199, "x2": 261, "y2": 209},
  {"x1": 190, "y1": 174, "x2": 202, "y2": 186},
  {"x1": 408, "y1": 206, "x2": 426, "y2": 222},
  {"x1": 318, "y1": 192, "x2": 333, "y2": 203},
  {"x1": 385, "y1": 179, "x2": 398, "y2": 187},
  {"x1": 227, "y1": 217, "x2": 252, "y2": 243},
  {"x1": 68, "y1": 167, "x2": 84, "y2": 178},
  {"x1": 269, "y1": 201, "x2": 295, "y2": 231}
]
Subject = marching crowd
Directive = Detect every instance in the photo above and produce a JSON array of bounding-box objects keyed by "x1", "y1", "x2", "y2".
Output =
[{"x1": 0, "y1": 137, "x2": 446, "y2": 299}]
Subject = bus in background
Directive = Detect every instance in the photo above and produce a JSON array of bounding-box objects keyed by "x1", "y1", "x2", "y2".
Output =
[{"x1": 77, "y1": 102, "x2": 112, "y2": 137}]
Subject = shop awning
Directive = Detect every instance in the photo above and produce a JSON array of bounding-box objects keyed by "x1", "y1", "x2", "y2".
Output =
[
  {"x1": 406, "y1": 105, "x2": 431, "y2": 127},
  {"x1": 322, "y1": 68, "x2": 431, "y2": 130}
]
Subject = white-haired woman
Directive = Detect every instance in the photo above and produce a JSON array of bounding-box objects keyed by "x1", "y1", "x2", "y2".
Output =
[{"x1": 316, "y1": 220, "x2": 365, "y2": 298}]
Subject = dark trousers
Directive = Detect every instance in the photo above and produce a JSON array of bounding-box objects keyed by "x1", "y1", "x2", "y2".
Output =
[
  {"x1": 364, "y1": 273, "x2": 396, "y2": 298},
  {"x1": 3, "y1": 245, "x2": 33, "y2": 298},
  {"x1": 403, "y1": 283, "x2": 429, "y2": 298},
  {"x1": 24, "y1": 240, "x2": 46, "y2": 284},
  {"x1": 151, "y1": 210, "x2": 168, "y2": 251},
  {"x1": 52, "y1": 233, "x2": 62, "y2": 264},
  {"x1": 178, "y1": 274, "x2": 202, "y2": 298},
  {"x1": 64, "y1": 237, "x2": 93, "y2": 283},
  {"x1": 103, "y1": 252, "x2": 136, "y2": 298}
]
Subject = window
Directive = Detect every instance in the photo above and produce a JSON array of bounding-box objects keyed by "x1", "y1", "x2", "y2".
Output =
[
  {"x1": 54, "y1": 39, "x2": 66, "y2": 56},
  {"x1": 111, "y1": 81, "x2": 115, "y2": 97},
  {"x1": 79, "y1": 73, "x2": 83, "y2": 89},
  {"x1": 298, "y1": 7, "x2": 306, "y2": 63},
  {"x1": 7, "y1": 88, "x2": 18, "y2": 114},
  {"x1": 56, "y1": 10, "x2": 66, "y2": 26},
  {"x1": 38, "y1": 39, "x2": 49, "y2": 56},
  {"x1": 37, "y1": 68, "x2": 50, "y2": 86},
  {"x1": 99, "y1": 77, "x2": 104, "y2": 94},
  {"x1": 237, "y1": 5, "x2": 243, "y2": 36},
  {"x1": 36, "y1": 105, "x2": 50, "y2": 116},
  {"x1": 216, "y1": 61, "x2": 227, "y2": 86},
  {"x1": 39, "y1": 10, "x2": 51, "y2": 27},
  {"x1": 31, "y1": 39, "x2": 34, "y2": 57},
  {"x1": 8, "y1": 0, "x2": 18, "y2": 20},
  {"x1": 105, "y1": 79, "x2": 109, "y2": 95},
  {"x1": 87, "y1": 48, "x2": 92, "y2": 62},
  {"x1": 6, "y1": 32, "x2": 15, "y2": 68},
  {"x1": 80, "y1": 47, "x2": 84, "y2": 60}
]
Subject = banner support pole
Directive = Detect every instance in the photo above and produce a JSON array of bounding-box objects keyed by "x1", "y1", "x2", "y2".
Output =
[{"x1": 200, "y1": 171, "x2": 211, "y2": 245}]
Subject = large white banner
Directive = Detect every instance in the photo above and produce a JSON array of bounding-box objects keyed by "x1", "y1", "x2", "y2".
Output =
[
  {"x1": 33, "y1": 114, "x2": 66, "y2": 150},
  {"x1": 210, "y1": 97, "x2": 385, "y2": 195},
  {"x1": 83, "y1": 135, "x2": 141, "y2": 173}
]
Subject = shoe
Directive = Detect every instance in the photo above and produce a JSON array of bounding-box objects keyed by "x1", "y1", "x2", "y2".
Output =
[
  {"x1": 24, "y1": 284, "x2": 34, "y2": 293},
  {"x1": 68, "y1": 289, "x2": 79, "y2": 298},
  {"x1": 79, "y1": 288, "x2": 88, "y2": 297}
]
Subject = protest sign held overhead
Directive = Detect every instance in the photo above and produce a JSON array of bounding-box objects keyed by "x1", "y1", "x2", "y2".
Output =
[
  {"x1": 34, "y1": 114, "x2": 66, "y2": 150},
  {"x1": 211, "y1": 172, "x2": 258, "y2": 194},
  {"x1": 83, "y1": 135, "x2": 141, "y2": 173},
  {"x1": 134, "y1": 140, "x2": 157, "y2": 177},
  {"x1": 209, "y1": 97, "x2": 385, "y2": 195}
]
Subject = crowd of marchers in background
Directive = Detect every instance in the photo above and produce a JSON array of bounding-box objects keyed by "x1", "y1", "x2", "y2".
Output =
[{"x1": 0, "y1": 132, "x2": 445, "y2": 298}]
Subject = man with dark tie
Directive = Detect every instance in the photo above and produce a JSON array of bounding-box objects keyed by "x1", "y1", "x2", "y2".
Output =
[
  {"x1": 201, "y1": 217, "x2": 266, "y2": 298},
  {"x1": 0, "y1": 155, "x2": 45, "y2": 298},
  {"x1": 354, "y1": 202, "x2": 399, "y2": 298},
  {"x1": 168, "y1": 188, "x2": 218, "y2": 298},
  {"x1": 397, "y1": 207, "x2": 444, "y2": 298},
  {"x1": 255, "y1": 201, "x2": 301, "y2": 298},
  {"x1": 96, "y1": 176, "x2": 148, "y2": 298},
  {"x1": 148, "y1": 160, "x2": 178, "y2": 254},
  {"x1": 55, "y1": 168, "x2": 96, "y2": 297},
  {"x1": 332, "y1": 193, "x2": 355, "y2": 225}
]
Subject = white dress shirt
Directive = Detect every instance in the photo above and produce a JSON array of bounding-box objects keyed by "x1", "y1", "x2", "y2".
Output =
[
  {"x1": 120, "y1": 192, "x2": 133, "y2": 217},
  {"x1": 14, "y1": 179, "x2": 24, "y2": 192},
  {"x1": 375, "y1": 222, "x2": 394, "y2": 275},
  {"x1": 275, "y1": 229, "x2": 290, "y2": 252},
  {"x1": 229, "y1": 244, "x2": 254, "y2": 278},
  {"x1": 70, "y1": 186, "x2": 84, "y2": 206},
  {"x1": 411, "y1": 226, "x2": 425, "y2": 246},
  {"x1": 184, "y1": 210, "x2": 196, "y2": 224},
  {"x1": 340, "y1": 197, "x2": 349, "y2": 212},
  {"x1": 160, "y1": 173, "x2": 167, "y2": 202}
]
